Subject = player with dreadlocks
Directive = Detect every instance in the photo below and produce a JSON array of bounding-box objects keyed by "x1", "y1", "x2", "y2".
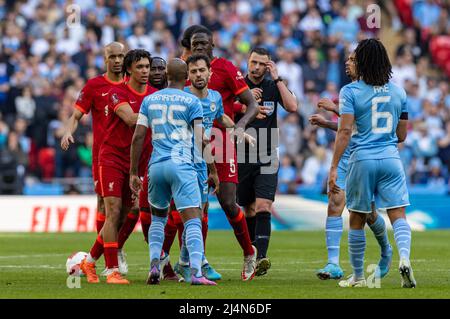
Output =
[{"x1": 329, "y1": 39, "x2": 415, "y2": 288}]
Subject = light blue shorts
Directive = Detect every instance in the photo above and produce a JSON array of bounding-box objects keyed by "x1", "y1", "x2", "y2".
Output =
[
  {"x1": 195, "y1": 162, "x2": 209, "y2": 204},
  {"x1": 148, "y1": 161, "x2": 201, "y2": 211},
  {"x1": 345, "y1": 158, "x2": 410, "y2": 213},
  {"x1": 327, "y1": 155, "x2": 348, "y2": 192}
]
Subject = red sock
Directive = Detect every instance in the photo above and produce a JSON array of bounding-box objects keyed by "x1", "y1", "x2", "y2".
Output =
[
  {"x1": 118, "y1": 213, "x2": 139, "y2": 249},
  {"x1": 172, "y1": 210, "x2": 184, "y2": 248},
  {"x1": 104, "y1": 242, "x2": 118, "y2": 269},
  {"x1": 162, "y1": 212, "x2": 178, "y2": 254},
  {"x1": 89, "y1": 234, "x2": 104, "y2": 260},
  {"x1": 140, "y1": 211, "x2": 151, "y2": 243},
  {"x1": 227, "y1": 208, "x2": 254, "y2": 256},
  {"x1": 96, "y1": 212, "x2": 106, "y2": 233},
  {"x1": 202, "y1": 211, "x2": 208, "y2": 251}
]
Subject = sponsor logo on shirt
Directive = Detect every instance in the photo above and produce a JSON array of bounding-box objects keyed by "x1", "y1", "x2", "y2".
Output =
[{"x1": 77, "y1": 91, "x2": 84, "y2": 102}]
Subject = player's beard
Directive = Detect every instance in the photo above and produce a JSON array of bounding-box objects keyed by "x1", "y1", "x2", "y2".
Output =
[{"x1": 193, "y1": 79, "x2": 207, "y2": 90}]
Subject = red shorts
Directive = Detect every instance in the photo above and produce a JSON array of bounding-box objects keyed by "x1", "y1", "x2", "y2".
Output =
[
  {"x1": 212, "y1": 129, "x2": 238, "y2": 184},
  {"x1": 139, "y1": 173, "x2": 150, "y2": 210},
  {"x1": 98, "y1": 165, "x2": 133, "y2": 208},
  {"x1": 92, "y1": 152, "x2": 101, "y2": 195}
]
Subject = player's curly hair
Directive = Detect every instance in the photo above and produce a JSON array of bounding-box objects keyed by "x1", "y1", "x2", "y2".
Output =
[
  {"x1": 122, "y1": 49, "x2": 151, "y2": 76},
  {"x1": 354, "y1": 38, "x2": 392, "y2": 86},
  {"x1": 181, "y1": 25, "x2": 211, "y2": 49}
]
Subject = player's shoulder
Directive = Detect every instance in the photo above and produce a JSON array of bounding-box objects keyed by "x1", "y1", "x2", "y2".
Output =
[
  {"x1": 207, "y1": 89, "x2": 222, "y2": 102},
  {"x1": 213, "y1": 57, "x2": 238, "y2": 71},
  {"x1": 339, "y1": 81, "x2": 359, "y2": 96},
  {"x1": 84, "y1": 74, "x2": 106, "y2": 88},
  {"x1": 388, "y1": 81, "x2": 407, "y2": 99}
]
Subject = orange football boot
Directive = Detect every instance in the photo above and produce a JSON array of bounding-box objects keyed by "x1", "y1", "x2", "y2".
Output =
[
  {"x1": 80, "y1": 258, "x2": 99, "y2": 283},
  {"x1": 106, "y1": 271, "x2": 130, "y2": 284}
]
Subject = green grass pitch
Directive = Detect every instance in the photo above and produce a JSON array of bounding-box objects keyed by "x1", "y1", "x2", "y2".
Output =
[{"x1": 1, "y1": 230, "x2": 450, "y2": 299}]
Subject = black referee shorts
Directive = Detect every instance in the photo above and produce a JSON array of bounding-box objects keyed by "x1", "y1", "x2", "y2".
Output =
[{"x1": 237, "y1": 162, "x2": 279, "y2": 207}]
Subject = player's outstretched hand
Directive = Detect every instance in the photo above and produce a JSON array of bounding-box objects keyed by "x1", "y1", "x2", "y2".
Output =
[
  {"x1": 60, "y1": 132, "x2": 74, "y2": 151},
  {"x1": 243, "y1": 133, "x2": 256, "y2": 147},
  {"x1": 317, "y1": 98, "x2": 337, "y2": 113},
  {"x1": 129, "y1": 175, "x2": 143, "y2": 196},
  {"x1": 208, "y1": 172, "x2": 220, "y2": 195},
  {"x1": 328, "y1": 167, "x2": 340, "y2": 194},
  {"x1": 309, "y1": 114, "x2": 328, "y2": 128}
]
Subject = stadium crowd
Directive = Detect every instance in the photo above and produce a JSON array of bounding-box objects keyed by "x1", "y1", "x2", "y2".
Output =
[{"x1": 0, "y1": 0, "x2": 448, "y2": 195}]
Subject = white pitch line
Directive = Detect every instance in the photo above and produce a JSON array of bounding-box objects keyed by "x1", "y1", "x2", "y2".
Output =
[{"x1": 0, "y1": 254, "x2": 67, "y2": 259}]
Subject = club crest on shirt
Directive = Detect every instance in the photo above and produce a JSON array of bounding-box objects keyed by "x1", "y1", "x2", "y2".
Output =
[
  {"x1": 263, "y1": 101, "x2": 275, "y2": 116},
  {"x1": 210, "y1": 102, "x2": 216, "y2": 112},
  {"x1": 111, "y1": 93, "x2": 119, "y2": 106}
]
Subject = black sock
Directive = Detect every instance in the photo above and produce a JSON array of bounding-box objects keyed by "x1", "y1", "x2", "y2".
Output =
[
  {"x1": 246, "y1": 216, "x2": 256, "y2": 245},
  {"x1": 255, "y1": 212, "x2": 271, "y2": 259}
]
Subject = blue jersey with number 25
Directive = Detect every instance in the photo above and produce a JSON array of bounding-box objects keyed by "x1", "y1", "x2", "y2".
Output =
[
  {"x1": 339, "y1": 80, "x2": 407, "y2": 163},
  {"x1": 139, "y1": 88, "x2": 203, "y2": 166}
]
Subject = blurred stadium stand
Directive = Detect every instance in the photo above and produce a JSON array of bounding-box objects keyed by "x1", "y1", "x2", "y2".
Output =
[{"x1": 0, "y1": 0, "x2": 448, "y2": 196}]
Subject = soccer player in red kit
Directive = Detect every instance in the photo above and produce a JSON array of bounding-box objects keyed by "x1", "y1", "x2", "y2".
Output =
[
  {"x1": 189, "y1": 27, "x2": 260, "y2": 281},
  {"x1": 61, "y1": 42, "x2": 125, "y2": 232},
  {"x1": 80, "y1": 49, "x2": 156, "y2": 284}
]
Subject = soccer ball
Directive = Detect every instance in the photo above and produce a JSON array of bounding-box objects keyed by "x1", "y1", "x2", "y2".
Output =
[{"x1": 66, "y1": 251, "x2": 87, "y2": 276}]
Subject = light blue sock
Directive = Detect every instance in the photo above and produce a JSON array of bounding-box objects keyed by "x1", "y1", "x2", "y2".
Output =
[
  {"x1": 179, "y1": 228, "x2": 190, "y2": 265},
  {"x1": 348, "y1": 229, "x2": 366, "y2": 279},
  {"x1": 184, "y1": 218, "x2": 204, "y2": 278},
  {"x1": 393, "y1": 218, "x2": 411, "y2": 260},
  {"x1": 326, "y1": 216, "x2": 343, "y2": 265},
  {"x1": 149, "y1": 215, "x2": 167, "y2": 269},
  {"x1": 368, "y1": 214, "x2": 391, "y2": 256},
  {"x1": 180, "y1": 228, "x2": 207, "y2": 265}
]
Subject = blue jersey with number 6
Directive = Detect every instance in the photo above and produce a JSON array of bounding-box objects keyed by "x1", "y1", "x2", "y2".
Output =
[
  {"x1": 339, "y1": 80, "x2": 407, "y2": 163},
  {"x1": 138, "y1": 88, "x2": 203, "y2": 166}
]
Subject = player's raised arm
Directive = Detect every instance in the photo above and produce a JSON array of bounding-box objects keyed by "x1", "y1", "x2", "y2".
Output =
[
  {"x1": 61, "y1": 108, "x2": 84, "y2": 150},
  {"x1": 266, "y1": 60, "x2": 298, "y2": 112},
  {"x1": 318, "y1": 98, "x2": 340, "y2": 116},
  {"x1": 309, "y1": 113, "x2": 338, "y2": 132}
]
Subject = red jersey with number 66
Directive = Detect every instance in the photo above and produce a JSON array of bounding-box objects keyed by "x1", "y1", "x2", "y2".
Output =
[{"x1": 99, "y1": 82, "x2": 156, "y2": 175}]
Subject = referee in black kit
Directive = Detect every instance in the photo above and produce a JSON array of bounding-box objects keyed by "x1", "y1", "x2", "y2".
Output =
[{"x1": 236, "y1": 47, "x2": 298, "y2": 276}]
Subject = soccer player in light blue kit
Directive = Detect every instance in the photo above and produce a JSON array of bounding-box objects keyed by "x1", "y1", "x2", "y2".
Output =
[
  {"x1": 129, "y1": 58, "x2": 218, "y2": 286},
  {"x1": 174, "y1": 54, "x2": 256, "y2": 282},
  {"x1": 309, "y1": 52, "x2": 393, "y2": 281},
  {"x1": 329, "y1": 39, "x2": 416, "y2": 288}
]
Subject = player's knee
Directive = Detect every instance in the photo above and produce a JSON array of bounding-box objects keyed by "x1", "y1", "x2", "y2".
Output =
[{"x1": 255, "y1": 201, "x2": 272, "y2": 214}]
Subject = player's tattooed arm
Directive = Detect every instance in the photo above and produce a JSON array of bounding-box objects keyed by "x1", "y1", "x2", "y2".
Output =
[
  {"x1": 318, "y1": 98, "x2": 339, "y2": 116},
  {"x1": 329, "y1": 113, "x2": 354, "y2": 194},
  {"x1": 309, "y1": 114, "x2": 338, "y2": 132},
  {"x1": 129, "y1": 124, "x2": 146, "y2": 194},
  {"x1": 61, "y1": 108, "x2": 84, "y2": 151},
  {"x1": 116, "y1": 103, "x2": 139, "y2": 127}
]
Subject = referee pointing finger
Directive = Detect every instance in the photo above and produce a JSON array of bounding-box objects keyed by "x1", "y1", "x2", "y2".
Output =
[{"x1": 236, "y1": 47, "x2": 298, "y2": 276}]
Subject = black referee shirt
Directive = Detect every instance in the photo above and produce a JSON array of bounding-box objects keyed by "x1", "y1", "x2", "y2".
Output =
[{"x1": 237, "y1": 75, "x2": 283, "y2": 164}]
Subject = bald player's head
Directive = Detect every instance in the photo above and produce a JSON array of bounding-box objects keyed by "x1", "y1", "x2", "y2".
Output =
[
  {"x1": 167, "y1": 58, "x2": 188, "y2": 83},
  {"x1": 104, "y1": 42, "x2": 125, "y2": 75}
]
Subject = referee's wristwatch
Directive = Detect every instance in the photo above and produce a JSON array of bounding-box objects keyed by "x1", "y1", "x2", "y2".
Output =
[{"x1": 274, "y1": 76, "x2": 283, "y2": 84}]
